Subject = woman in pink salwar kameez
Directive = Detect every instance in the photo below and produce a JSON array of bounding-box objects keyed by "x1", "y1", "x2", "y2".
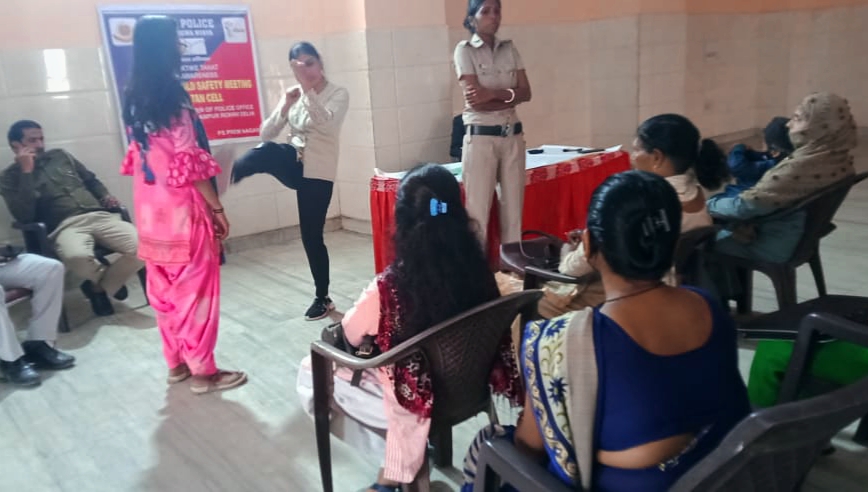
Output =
[{"x1": 120, "y1": 16, "x2": 246, "y2": 395}]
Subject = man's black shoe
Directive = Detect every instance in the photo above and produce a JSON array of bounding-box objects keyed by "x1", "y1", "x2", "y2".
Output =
[
  {"x1": 0, "y1": 357, "x2": 41, "y2": 387},
  {"x1": 21, "y1": 341, "x2": 75, "y2": 370}
]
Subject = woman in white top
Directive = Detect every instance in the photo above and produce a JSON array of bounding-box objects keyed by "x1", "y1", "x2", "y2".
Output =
[
  {"x1": 231, "y1": 42, "x2": 349, "y2": 321},
  {"x1": 561, "y1": 114, "x2": 728, "y2": 279},
  {"x1": 498, "y1": 114, "x2": 729, "y2": 320}
]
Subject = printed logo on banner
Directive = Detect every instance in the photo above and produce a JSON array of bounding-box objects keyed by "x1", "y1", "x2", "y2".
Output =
[
  {"x1": 181, "y1": 38, "x2": 208, "y2": 56},
  {"x1": 109, "y1": 18, "x2": 137, "y2": 46},
  {"x1": 99, "y1": 6, "x2": 264, "y2": 144},
  {"x1": 221, "y1": 17, "x2": 248, "y2": 43}
]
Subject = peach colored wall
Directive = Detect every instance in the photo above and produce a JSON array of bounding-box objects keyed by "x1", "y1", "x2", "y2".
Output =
[
  {"x1": 0, "y1": 0, "x2": 367, "y2": 50},
  {"x1": 445, "y1": 0, "x2": 867, "y2": 27},
  {"x1": 365, "y1": 0, "x2": 447, "y2": 28}
]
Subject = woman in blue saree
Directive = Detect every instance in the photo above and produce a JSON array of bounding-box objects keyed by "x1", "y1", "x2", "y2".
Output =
[{"x1": 462, "y1": 171, "x2": 750, "y2": 491}]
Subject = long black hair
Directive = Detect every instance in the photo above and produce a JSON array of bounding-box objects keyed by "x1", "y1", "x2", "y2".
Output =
[
  {"x1": 390, "y1": 164, "x2": 499, "y2": 343},
  {"x1": 122, "y1": 16, "x2": 187, "y2": 133},
  {"x1": 636, "y1": 114, "x2": 730, "y2": 191},
  {"x1": 586, "y1": 171, "x2": 682, "y2": 281},
  {"x1": 763, "y1": 116, "x2": 794, "y2": 157}
]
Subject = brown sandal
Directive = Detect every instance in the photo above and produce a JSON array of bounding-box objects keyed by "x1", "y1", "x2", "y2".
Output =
[
  {"x1": 166, "y1": 364, "x2": 191, "y2": 384},
  {"x1": 190, "y1": 370, "x2": 247, "y2": 395}
]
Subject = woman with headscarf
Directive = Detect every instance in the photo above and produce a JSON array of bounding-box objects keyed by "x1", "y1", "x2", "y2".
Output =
[{"x1": 708, "y1": 92, "x2": 858, "y2": 264}]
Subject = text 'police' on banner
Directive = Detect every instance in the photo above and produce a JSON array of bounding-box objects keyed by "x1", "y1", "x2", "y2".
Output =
[{"x1": 99, "y1": 5, "x2": 265, "y2": 144}]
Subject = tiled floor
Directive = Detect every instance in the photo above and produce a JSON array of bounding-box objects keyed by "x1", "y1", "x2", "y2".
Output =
[{"x1": 2, "y1": 143, "x2": 867, "y2": 491}]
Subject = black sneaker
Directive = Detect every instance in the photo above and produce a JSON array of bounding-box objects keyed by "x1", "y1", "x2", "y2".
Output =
[
  {"x1": 305, "y1": 297, "x2": 335, "y2": 321},
  {"x1": 0, "y1": 357, "x2": 41, "y2": 387}
]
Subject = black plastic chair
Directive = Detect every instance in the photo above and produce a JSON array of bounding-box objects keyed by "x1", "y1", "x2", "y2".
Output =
[
  {"x1": 450, "y1": 115, "x2": 465, "y2": 162},
  {"x1": 501, "y1": 226, "x2": 718, "y2": 293},
  {"x1": 474, "y1": 312, "x2": 868, "y2": 492},
  {"x1": 709, "y1": 172, "x2": 868, "y2": 313},
  {"x1": 672, "y1": 312, "x2": 868, "y2": 490},
  {"x1": 500, "y1": 232, "x2": 594, "y2": 292},
  {"x1": 13, "y1": 207, "x2": 149, "y2": 323},
  {"x1": 673, "y1": 225, "x2": 718, "y2": 286},
  {"x1": 310, "y1": 290, "x2": 543, "y2": 492},
  {"x1": 739, "y1": 299, "x2": 868, "y2": 445}
]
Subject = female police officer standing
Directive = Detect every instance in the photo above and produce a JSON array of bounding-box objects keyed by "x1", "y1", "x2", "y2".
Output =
[{"x1": 453, "y1": 0, "x2": 532, "y2": 246}]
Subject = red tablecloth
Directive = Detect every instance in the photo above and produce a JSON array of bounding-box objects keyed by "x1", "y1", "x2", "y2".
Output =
[{"x1": 370, "y1": 150, "x2": 631, "y2": 273}]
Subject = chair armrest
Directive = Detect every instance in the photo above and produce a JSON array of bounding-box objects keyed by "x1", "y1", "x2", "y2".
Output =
[
  {"x1": 13, "y1": 221, "x2": 47, "y2": 233},
  {"x1": 310, "y1": 326, "x2": 456, "y2": 371},
  {"x1": 524, "y1": 265, "x2": 595, "y2": 286},
  {"x1": 12, "y1": 221, "x2": 51, "y2": 256},
  {"x1": 310, "y1": 340, "x2": 400, "y2": 371},
  {"x1": 474, "y1": 437, "x2": 577, "y2": 492},
  {"x1": 710, "y1": 201, "x2": 802, "y2": 227},
  {"x1": 311, "y1": 290, "x2": 544, "y2": 371},
  {"x1": 778, "y1": 312, "x2": 868, "y2": 404}
]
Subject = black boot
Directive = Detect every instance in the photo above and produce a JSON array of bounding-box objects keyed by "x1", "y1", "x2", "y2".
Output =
[
  {"x1": 80, "y1": 281, "x2": 114, "y2": 316},
  {"x1": 0, "y1": 357, "x2": 41, "y2": 387},
  {"x1": 21, "y1": 341, "x2": 75, "y2": 370},
  {"x1": 113, "y1": 285, "x2": 129, "y2": 301}
]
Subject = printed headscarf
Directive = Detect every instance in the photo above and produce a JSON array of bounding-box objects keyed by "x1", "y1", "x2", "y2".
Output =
[{"x1": 741, "y1": 92, "x2": 857, "y2": 208}]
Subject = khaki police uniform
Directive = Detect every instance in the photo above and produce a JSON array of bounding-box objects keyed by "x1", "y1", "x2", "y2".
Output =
[{"x1": 454, "y1": 34, "x2": 526, "y2": 245}]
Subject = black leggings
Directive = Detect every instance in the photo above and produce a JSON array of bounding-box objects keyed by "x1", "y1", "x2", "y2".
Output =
[{"x1": 233, "y1": 143, "x2": 334, "y2": 298}]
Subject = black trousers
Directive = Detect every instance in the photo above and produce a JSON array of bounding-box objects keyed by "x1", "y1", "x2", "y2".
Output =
[{"x1": 233, "y1": 143, "x2": 334, "y2": 298}]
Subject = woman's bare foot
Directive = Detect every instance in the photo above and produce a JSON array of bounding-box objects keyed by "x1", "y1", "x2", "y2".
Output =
[
  {"x1": 166, "y1": 363, "x2": 191, "y2": 384},
  {"x1": 190, "y1": 370, "x2": 247, "y2": 395}
]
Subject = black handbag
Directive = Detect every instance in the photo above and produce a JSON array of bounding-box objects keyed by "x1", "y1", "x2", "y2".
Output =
[
  {"x1": 519, "y1": 230, "x2": 563, "y2": 270},
  {"x1": 320, "y1": 321, "x2": 381, "y2": 386}
]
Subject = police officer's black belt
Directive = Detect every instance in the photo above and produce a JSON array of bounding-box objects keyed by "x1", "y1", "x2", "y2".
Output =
[{"x1": 466, "y1": 122, "x2": 523, "y2": 137}]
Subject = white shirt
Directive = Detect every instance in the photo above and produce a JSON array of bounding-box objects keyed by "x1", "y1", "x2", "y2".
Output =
[{"x1": 260, "y1": 82, "x2": 349, "y2": 181}]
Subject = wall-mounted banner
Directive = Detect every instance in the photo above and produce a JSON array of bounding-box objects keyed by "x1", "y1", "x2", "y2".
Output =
[{"x1": 98, "y1": 4, "x2": 264, "y2": 144}]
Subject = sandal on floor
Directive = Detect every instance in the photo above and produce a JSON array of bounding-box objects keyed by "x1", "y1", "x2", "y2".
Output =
[
  {"x1": 367, "y1": 484, "x2": 400, "y2": 492},
  {"x1": 166, "y1": 364, "x2": 191, "y2": 384},
  {"x1": 190, "y1": 370, "x2": 247, "y2": 395}
]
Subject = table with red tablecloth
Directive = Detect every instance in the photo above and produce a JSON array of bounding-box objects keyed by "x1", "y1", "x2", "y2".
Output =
[{"x1": 369, "y1": 149, "x2": 631, "y2": 273}]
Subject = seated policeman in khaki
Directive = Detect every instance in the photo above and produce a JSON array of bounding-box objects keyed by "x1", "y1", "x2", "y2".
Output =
[{"x1": 1, "y1": 120, "x2": 143, "y2": 317}]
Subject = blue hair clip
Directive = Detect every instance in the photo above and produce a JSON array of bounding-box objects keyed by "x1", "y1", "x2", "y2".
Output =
[{"x1": 429, "y1": 198, "x2": 448, "y2": 217}]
